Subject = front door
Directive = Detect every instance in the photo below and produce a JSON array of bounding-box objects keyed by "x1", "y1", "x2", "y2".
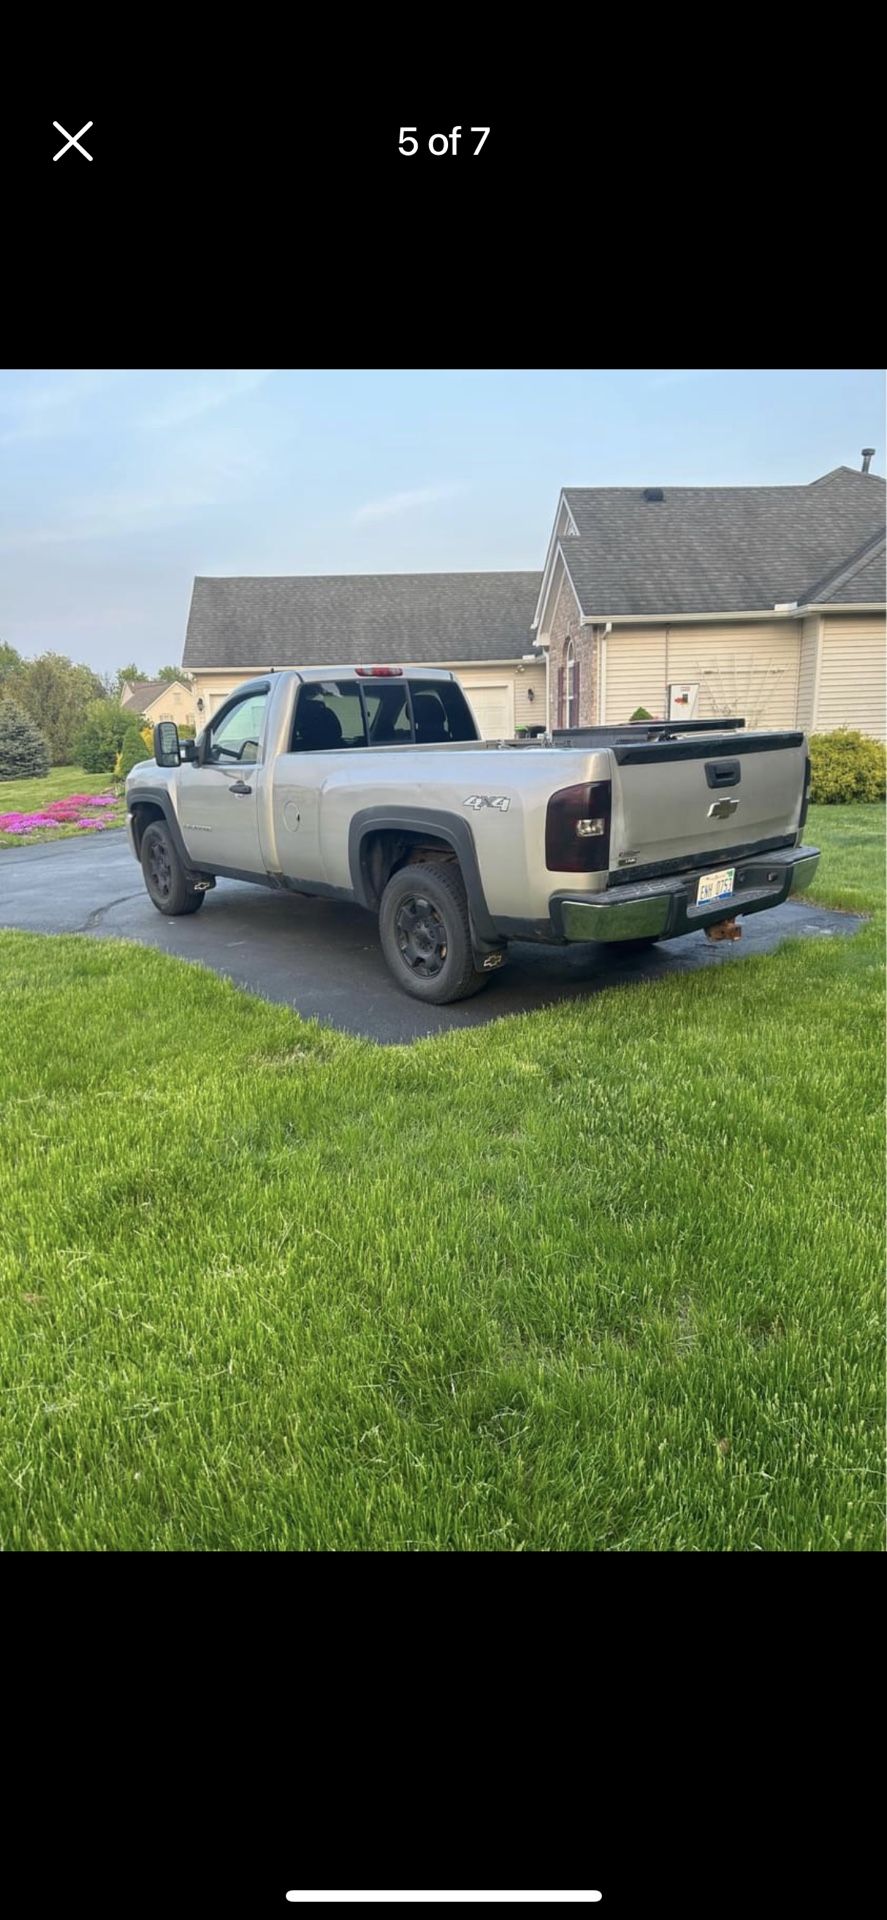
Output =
[{"x1": 177, "y1": 687, "x2": 269, "y2": 874}]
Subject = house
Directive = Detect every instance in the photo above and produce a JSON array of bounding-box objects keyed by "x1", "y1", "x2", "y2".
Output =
[
  {"x1": 182, "y1": 572, "x2": 545, "y2": 739},
  {"x1": 533, "y1": 462, "x2": 886, "y2": 737},
  {"x1": 179, "y1": 457, "x2": 885, "y2": 745},
  {"x1": 120, "y1": 678, "x2": 197, "y2": 730}
]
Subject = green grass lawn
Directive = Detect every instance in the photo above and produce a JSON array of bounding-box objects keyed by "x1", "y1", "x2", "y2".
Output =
[
  {"x1": 0, "y1": 765, "x2": 125, "y2": 847},
  {"x1": 0, "y1": 803, "x2": 883, "y2": 1551}
]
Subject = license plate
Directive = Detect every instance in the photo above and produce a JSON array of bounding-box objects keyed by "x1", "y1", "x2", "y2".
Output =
[{"x1": 697, "y1": 866, "x2": 735, "y2": 904}]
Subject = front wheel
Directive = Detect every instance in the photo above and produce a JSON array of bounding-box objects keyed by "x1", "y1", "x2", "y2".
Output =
[
  {"x1": 378, "y1": 862, "x2": 492, "y2": 1004},
  {"x1": 140, "y1": 822, "x2": 206, "y2": 916}
]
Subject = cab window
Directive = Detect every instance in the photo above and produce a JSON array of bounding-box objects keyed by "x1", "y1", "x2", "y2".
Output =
[
  {"x1": 208, "y1": 691, "x2": 268, "y2": 764},
  {"x1": 408, "y1": 680, "x2": 477, "y2": 743},
  {"x1": 292, "y1": 681, "x2": 367, "y2": 751},
  {"x1": 362, "y1": 681, "x2": 412, "y2": 745}
]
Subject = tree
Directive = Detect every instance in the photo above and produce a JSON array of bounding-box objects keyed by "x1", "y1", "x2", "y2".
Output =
[
  {"x1": 14, "y1": 653, "x2": 105, "y2": 764},
  {"x1": 0, "y1": 698, "x2": 51, "y2": 780},
  {"x1": 157, "y1": 665, "x2": 191, "y2": 684},
  {"x1": 115, "y1": 663, "x2": 148, "y2": 696},
  {"x1": 0, "y1": 642, "x2": 22, "y2": 688},
  {"x1": 118, "y1": 724, "x2": 150, "y2": 780},
  {"x1": 76, "y1": 698, "x2": 136, "y2": 774}
]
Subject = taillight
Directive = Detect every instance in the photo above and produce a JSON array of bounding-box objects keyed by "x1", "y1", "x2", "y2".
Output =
[
  {"x1": 798, "y1": 753, "x2": 812, "y2": 833},
  {"x1": 355, "y1": 665, "x2": 403, "y2": 676},
  {"x1": 545, "y1": 780, "x2": 612, "y2": 871}
]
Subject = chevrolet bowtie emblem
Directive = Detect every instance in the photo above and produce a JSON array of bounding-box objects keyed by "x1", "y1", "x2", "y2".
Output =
[{"x1": 708, "y1": 796, "x2": 739, "y2": 819}]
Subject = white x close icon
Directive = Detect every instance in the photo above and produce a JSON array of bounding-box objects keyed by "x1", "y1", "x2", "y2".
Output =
[{"x1": 53, "y1": 120, "x2": 93, "y2": 162}]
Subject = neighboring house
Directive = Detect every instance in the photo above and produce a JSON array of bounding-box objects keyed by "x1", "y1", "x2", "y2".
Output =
[
  {"x1": 182, "y1": 572, "x2": 545, "y2": 739},
  {"x1": 120, "y1": 678, "x2": 197, "y2": 729},
  {"x1": 533, "y1": 462, "x2": 886, "y2": 737}
]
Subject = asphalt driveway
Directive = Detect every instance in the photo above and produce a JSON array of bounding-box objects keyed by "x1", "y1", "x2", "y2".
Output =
[{"x1": 0, "y1": 829, "x2": 864, "y2": 1044}]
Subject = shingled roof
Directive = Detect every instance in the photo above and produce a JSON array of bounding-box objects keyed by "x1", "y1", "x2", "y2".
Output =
[
  {"x1": 537, "y1": 466, "x2": 885, "y2": 623},
  {"x1": 120, "y1": 678, "x2": 170, "y2": 711},
  {"x1": 183, "y1": 572, "x2": 543, "y2": 671}
]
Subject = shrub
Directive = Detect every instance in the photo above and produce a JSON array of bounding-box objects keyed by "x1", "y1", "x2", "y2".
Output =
[
  {"x1": 808, "y1": 729, "x2": 887, "y2": 805},
  {"x1": 118, "y1": 725, "x2": 151, "y2": 781},
  {"x1": 0, "y1": 697, "x2": 51, "y2": 780},
  {"x1": 76, "y1": 699, "x2": 136, "y2": 774},
  {"x1": 629, "y1": 707, "x2": 653, "y2": 722}
]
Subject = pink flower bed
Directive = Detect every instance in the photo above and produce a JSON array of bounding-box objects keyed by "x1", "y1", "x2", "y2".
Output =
[{"x1": 0, "y1": 793, "x2": 120, "y2": 835}]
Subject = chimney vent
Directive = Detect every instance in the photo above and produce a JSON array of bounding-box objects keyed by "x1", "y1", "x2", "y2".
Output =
[
  {"x1": 861, "y1": 448, "x2": 875, "y2": 473},
  {"x1": 642, "y1": 487, "x2": 665, "y2": 502}
]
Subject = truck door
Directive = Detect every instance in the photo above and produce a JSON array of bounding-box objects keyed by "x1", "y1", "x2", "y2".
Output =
[
  {"x1": 177, "y1": 687, "x2": 269, "y2": 874},
  {"x1": 272, "y1": 679, "x2": 369, "y2": 886}
]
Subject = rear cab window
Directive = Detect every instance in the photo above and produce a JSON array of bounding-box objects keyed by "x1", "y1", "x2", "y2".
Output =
[
  {"x1": 292, "y1": 681, "x2": 366, "y2": 750},
  {"x1": 408, "y1": 680, "x2": 477, "y2": 743},
  {"x1": 289, "y1": 676, "x2": 479, "y2": 750}
]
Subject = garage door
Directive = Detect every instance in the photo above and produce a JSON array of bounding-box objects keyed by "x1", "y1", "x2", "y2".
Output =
[{"x1": 464, "y1": 682, "x2": 514, "y2": 739}]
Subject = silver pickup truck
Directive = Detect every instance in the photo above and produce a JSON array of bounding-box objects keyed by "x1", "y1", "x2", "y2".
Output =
[{"x1": 125, "y1": 665, "x2": 819, "y2": 1003}]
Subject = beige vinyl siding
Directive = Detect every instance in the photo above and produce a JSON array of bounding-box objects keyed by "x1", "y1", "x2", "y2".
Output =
[
  {"x1": 602, "y1": 629, "x2": 667, "y2": 722},
  {"x1": 456, "y1": 663, "x2": 545, "y2": 732},
  {"x1": 190, "y1": 670, "x2": 258, "y2": 721},
  {"x1": 815, "y1": 617, "x2": 887, "y2": 740},
  {"x1": 796, "y1": 618, "x2": 820, "y2": 733},
  {"x1": 665, "y1": 622, "x2": 800, "y2": 728},
  {"x1": 142, "y1": 682, "x2": 196, "y2": 728}
]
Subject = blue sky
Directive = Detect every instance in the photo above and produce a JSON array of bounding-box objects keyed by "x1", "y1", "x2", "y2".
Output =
[{"x1": 0, "y1": 368, "x2": 882, "y2": 675}]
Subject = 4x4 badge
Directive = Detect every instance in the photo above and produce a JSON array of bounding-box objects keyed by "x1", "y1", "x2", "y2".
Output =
[{"x1": 464, "y1": 794, "x2": 511, "y2": 811}]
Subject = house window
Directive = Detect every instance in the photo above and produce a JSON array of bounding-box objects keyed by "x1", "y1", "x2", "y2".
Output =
[{"x1": 565, "y1": 641, "x2": 576, "y2": 726}]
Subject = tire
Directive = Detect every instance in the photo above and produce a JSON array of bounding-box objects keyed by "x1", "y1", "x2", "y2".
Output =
[
  {"x1": 378, "y1": 861, "x2": 493, "y2": 1004},
  {"x1": 140, "y1": 821, "x2": 206, "y2": 916}
]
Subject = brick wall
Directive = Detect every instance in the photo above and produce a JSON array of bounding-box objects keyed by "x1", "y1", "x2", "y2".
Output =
[{"x1": 547, "y1": 572, "x2": 596, "y2": 727}]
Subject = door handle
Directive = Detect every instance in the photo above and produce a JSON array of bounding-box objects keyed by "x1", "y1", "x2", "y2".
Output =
[
  {"x1": 228, "y1": 780, "x2": 252, "y2": 796},
  {"x1": 705, "y1": 759, "x2": 741, "y2": 788}
]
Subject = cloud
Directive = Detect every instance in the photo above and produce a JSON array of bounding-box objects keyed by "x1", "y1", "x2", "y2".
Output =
[
  {"x1": 0, "y1": 424, "x2": 263, "y2": 552},
  {"x1": 353, "y1": 483, "x2": 463, "y2": 525},
  {"x1": 0, "y1": 370, "x2": 124, "y2": 445},
  {"x1": 0, "y1": 484, "x2": 225, "y2": 551},
  {"x1": 139, "y1": 370, "x2": 272, "y2": 430}
]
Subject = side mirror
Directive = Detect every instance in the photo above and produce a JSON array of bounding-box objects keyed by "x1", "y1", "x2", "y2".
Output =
[{"x1": 153, "y1": 720, "x2": 180, "y2": 767}]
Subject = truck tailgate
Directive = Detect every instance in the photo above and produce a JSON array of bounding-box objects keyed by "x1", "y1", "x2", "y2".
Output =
[{"x1": 607, "y1": 730, "x2": 807, "y2": 877}]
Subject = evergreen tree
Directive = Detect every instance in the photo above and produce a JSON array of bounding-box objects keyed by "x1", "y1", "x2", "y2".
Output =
[{"x1": 0, "y1": 698, "x2": 51, "y2": 780}]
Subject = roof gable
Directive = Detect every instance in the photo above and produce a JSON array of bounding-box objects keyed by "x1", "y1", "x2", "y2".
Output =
[
  {"x1": 535, "y1": 468, "x2": 885, "y2": 622},
  {"x1": 121, "y1": 679, "x2": 171, "y2": 709}
]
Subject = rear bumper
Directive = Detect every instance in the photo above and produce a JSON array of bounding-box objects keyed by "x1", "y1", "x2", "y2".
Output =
[{"x1": 552, "y1": 845, "x2": 820, "y2": 943}]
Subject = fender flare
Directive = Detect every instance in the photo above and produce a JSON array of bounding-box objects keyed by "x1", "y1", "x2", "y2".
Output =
[
  {"x1": 128, "y1": 787, "x2": 199, "y2": 874},
  {"x1": 348, "y1": 805, "x2": 499, "y2": 944}
]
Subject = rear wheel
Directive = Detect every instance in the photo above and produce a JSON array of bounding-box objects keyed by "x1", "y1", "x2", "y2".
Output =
[
  {"x1": 378, "y1": 862, "x2": 492, "y2": 1004},
  {"x1": 140, "y1": 821, "x2": 205, "y2": 916}
]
